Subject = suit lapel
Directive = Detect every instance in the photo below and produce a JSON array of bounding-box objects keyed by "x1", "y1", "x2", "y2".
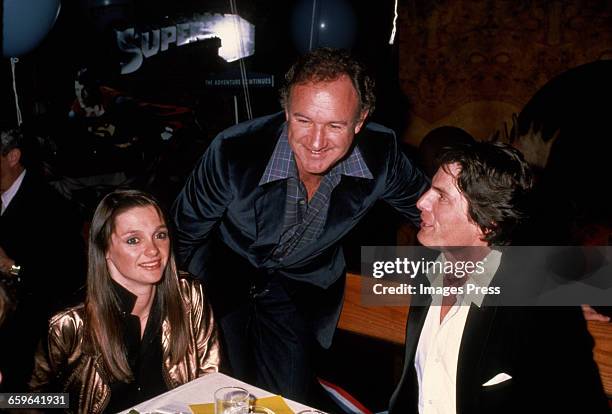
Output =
[
  {"x1": 456, "y1": 252, "x2": 508, "y2": 414},
  {"x1": 319, "y1": 132, "x2": 381, "y2": 238},
  {"x1": 251, "y1": 180, "x2": 287, "y2": 252},
  {"x1": 402, "y1": 271, "x2": 434, "y2": 364},
  {"x1": 247, "y1": 117, "x2": 288, "y2": 254},
  {"x1": 317, "y1": 176, "x2": 373, "y2": 243},
  {"x1": 389, "y1": 287, "x2": 431, "y2": 414},
  {"x1": 456, "y1": 303, "x2": 498, "y2": 414},
  {"x1": 404, "y1": 296, "x2": 432, "y2": 362},
  {"x1": 2, "y1": 170, "x2": 30, "y2": 219}
]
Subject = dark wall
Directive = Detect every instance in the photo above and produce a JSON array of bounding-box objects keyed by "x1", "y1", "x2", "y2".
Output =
[{"x1": 396, "y1": 0, "x2": 612, "y2": 144}]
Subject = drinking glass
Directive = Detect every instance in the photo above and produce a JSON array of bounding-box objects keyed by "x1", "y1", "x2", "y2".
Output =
[{"x1": 214, "y1": 387, "x2": 250, "y2": 414}]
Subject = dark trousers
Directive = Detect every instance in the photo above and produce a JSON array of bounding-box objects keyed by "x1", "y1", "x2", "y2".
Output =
[{"x1": 217, "y1": 277, "x2": 318, "y2": 403}]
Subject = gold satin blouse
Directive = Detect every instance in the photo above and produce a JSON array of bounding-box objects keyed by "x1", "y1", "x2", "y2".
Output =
[{"x1": 29, "y1": 277, "x2": 221, "y2": 413}]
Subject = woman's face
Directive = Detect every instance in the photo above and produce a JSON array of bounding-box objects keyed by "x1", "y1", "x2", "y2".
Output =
[{"x1": 106, "y1": 205, "x2": 169, "y2": 292}]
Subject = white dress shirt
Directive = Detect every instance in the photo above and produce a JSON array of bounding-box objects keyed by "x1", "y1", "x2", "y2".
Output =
[
  {"x1": 415, "y1": 249, "x2": 501, "y2": 414},
  {"x1": 1, "y1": 169, "x2": 26, "y2": 215}
]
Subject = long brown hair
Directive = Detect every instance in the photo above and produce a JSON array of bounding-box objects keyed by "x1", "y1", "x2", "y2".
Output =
[
  {"x1": 85, "y1": 189, "x2": 189, "y2": 382},
  {"x1": 0, "y1": 283, "x2": 13, "y2": 327}
]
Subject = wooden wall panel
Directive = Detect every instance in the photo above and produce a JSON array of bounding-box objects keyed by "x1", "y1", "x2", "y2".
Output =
[{"x1": 397, "y1": 0, "x2": 612, "y2": 144}]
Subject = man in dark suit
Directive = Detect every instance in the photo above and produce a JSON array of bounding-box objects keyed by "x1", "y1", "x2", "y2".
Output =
[
  {"x1": 172, "y1": 48, "x2": 429, "y2": 401},
  {"x1": 0, "y1": 127, "x2": 85, "y2": 391},
  {"x1": 389, "y1": 142, "x2": 608, "y2": 413}
]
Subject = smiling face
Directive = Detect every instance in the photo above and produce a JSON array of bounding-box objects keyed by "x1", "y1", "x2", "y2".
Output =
[
  {"x1": 416, "y1": 163, "x2": 488, "y2": 248},
  {"x1": 105, "y1": 205, "x2": 170, "y2": 292},
  {"x1": 285, "y1": 75, "x2": 367, "y2": 182}
]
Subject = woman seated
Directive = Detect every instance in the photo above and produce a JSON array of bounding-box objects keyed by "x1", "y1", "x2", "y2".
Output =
[{"x1": 30, "y1": 189, "x2": 221, "y2": 413}]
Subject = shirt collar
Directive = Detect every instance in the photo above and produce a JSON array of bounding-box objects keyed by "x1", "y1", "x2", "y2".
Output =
[
  {"x1": 1, "y1": 169, "x2": 26, "y2": 215},
  {"x1": 427, "y1": 249, "x2": 502, "y2": 307},
  {"x1": 259, "y1": 124, "x2": 373, "y2": 185},
  {"x1": 111, "y1": 278, "x2": 138, "y2": 315}
]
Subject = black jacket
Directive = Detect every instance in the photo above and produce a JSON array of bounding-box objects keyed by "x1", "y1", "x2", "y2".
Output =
[
  {"x1": 389, "y1": 252, "x2": 609, "y2": 414},
  {"x1": 0, "y1": 170, "x2": 86, "y2": 390},
  {"x1": 172, "y1": 112, "x2": 428, "y2": 346}
]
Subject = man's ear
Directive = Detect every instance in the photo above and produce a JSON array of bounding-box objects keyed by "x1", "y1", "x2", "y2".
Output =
[
  {"x1": 481, "y1": 223, "x2": 497, "y2": 238},
  {"x1": 6, "y1": 148, "x2": 21, "y2": 167},
  {"x1": 354, "y1": 110, "x2": 369, "y2": 134}
]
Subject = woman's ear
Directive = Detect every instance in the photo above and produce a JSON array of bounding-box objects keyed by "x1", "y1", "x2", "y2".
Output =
[{"x1": 106, "y1": 257, "x2": 120, "y2": 280}]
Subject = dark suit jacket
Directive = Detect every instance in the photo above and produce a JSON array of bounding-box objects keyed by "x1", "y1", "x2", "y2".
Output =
[
  {"x1": 389, "y1": 252, "x2": 609, "y2": 414},
  {"x1": 172, "y1": 112, "x2": 428, "y2": 346},
  {"x1": 0, "y1": 170, "x2": 86, "y2": 390}
]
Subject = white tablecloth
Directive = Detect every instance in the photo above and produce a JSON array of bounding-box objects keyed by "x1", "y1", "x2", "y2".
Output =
[{"x1": 118, "y1": 372, "x2": 315, "y2": 414}]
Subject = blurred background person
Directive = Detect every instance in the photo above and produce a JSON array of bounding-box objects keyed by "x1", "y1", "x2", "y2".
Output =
[{"x1": 0, "y1": 126, "x2": 86, "y2": 391}]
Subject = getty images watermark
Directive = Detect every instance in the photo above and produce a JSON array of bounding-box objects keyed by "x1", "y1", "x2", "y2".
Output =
[
  {"x1": 371, "y1": 256, "x2": 500, "y2": 298},
  {"x1": 360, "y1": 246, "x2": 612, "y2": 307}
]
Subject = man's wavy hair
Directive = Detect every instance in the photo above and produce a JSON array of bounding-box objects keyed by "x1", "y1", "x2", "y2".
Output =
[
  {"x1": 279, "y1": 47, "x2": 375, "y2": 118},
  {"x1": 438, "y1": 142, "x2": 534, "y2": 246}
]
